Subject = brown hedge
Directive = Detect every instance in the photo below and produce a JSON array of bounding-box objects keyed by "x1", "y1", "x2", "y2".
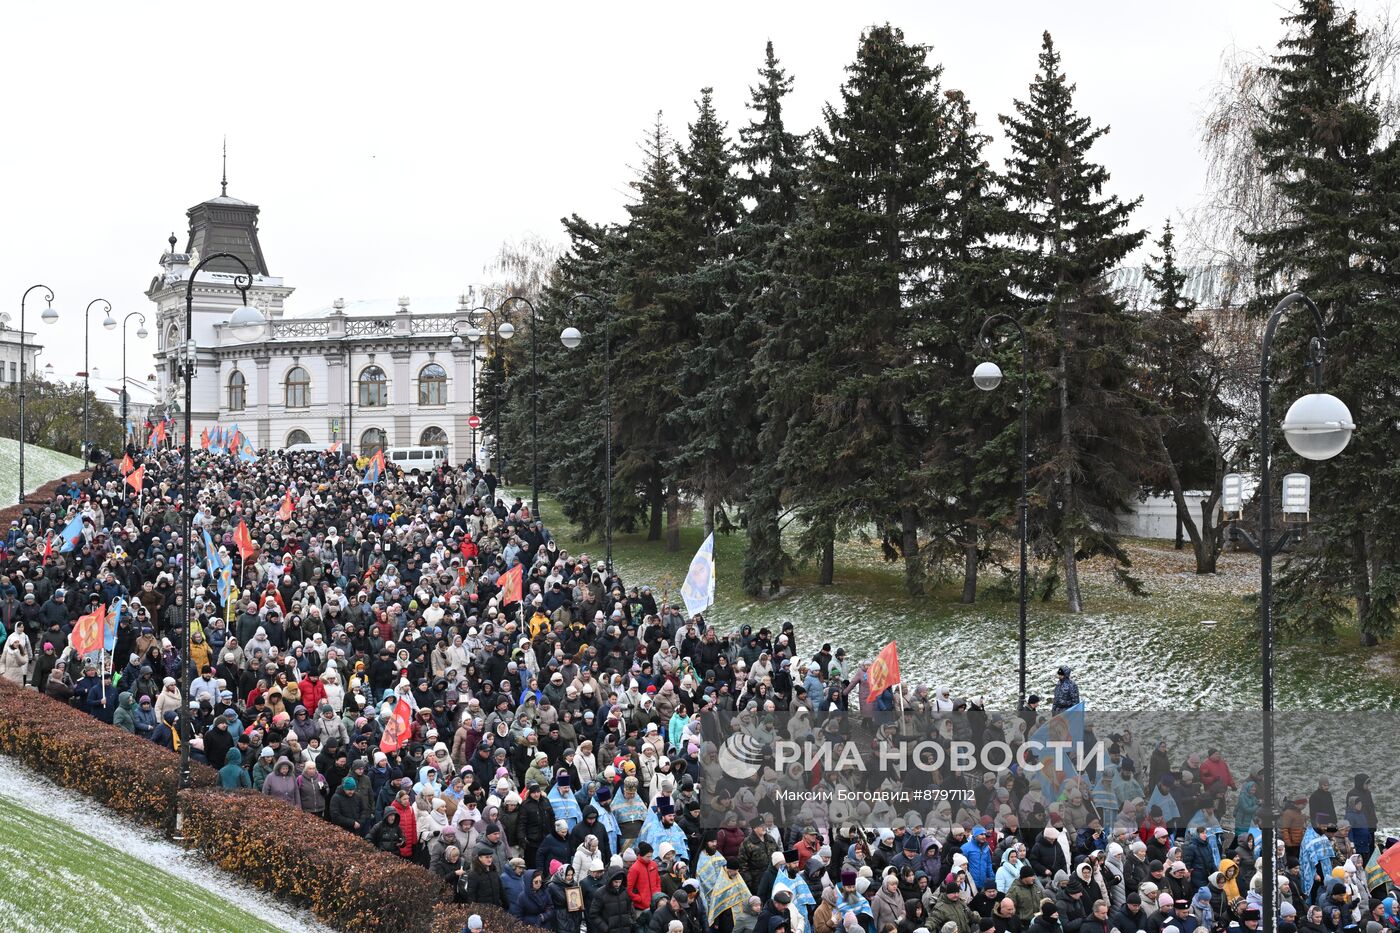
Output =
[
  {"x1": 0, "y1": 678, "x2": 525, "y2": 933},
  {"x1": 179, "y1": 787, "x2": 450, "y2": 932},
  {"x1": 0, "y1": 677, "x2": 217, "y2": 825}
]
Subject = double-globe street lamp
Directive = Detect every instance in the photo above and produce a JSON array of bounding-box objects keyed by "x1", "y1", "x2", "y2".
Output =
[
  {"x1": 972, "y1": 315, "x2": 1031, "y2": 709},
  {"x1": 176, "y1": 251, "x2": 265, "y2": 790},
  {"x1": 104, "y1": 311, "x2": 149, "y2": 445},
  {"x1": 559, "y1": 293, "x2": 613, "y2": 571},
  {"x1": 1226, "y1": 292, "x2": 1353, "y2": 933},
  {"x1": 11, "y1": 286, "x2": 59, "y2": 504},
  {"x1": 451, "y1": 303, "x2": 515, "y2": 484},
  {"x1": 82, "y1": 299, "x2": 116, "y2": 460}
]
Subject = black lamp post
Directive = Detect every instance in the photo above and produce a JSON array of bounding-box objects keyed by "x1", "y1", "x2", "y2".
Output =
[
  {"x1": 560, "y1": 293, "x2": 613, "y2": 571},
  {"x1": 14, "y1": 285, "x2": 59, "y2": 504},
  {"x1": 973, "y1": 314, "x2": 1030, "y2": 707},
  {"x1": 82, "y1": 299, "x2": 115, "y2": 461},
  {"x1": 105, "y1": 311, "x2": 147, "y2": 446},
  {"x1": 457, "y1": 306, "x2": 514, "y2": 485},
  {"x1": 1236, "y1": 292, "x2": 1354, "y2": 933},
  {"x1": 498, "y1": 296, "x2": 540, "y2": 517},
  {"x1": 449, "y1": 307, "x2": 496, "y2": 467},
  {"x1": 177, "y1": 251, "x2": 261, "y2": 790}
]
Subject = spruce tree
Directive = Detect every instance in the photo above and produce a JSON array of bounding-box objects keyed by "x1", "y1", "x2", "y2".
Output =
[
  {"x1": 736, "y1": 42, "x2": 806, "y2": 596},
  {"x1": 610, "y1": 115, "x2": 695, "y2": 545},
  {"x1": 785, "y1": 24, "x2": 952, "y2": 595},
  {"x1": 669, "y1": 89, "x2": 744, "y2": 542},
  {"x1": 999, "y1": 32, "x2": 1148, "y2": 613},
  {"x1": 1138, "y1": 221, "x2": 1235, "y2": 574},
  {"x1": 1249, "y1": 0, "x2": 1398, "y2": 643},
  {"x1": 916, "y1": 88, "x2": 1022, "y2": 603}
]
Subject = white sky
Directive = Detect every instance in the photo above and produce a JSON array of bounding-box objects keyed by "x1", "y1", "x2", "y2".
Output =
[{"x1": 0, "y1": 0, "x2": 1369, "y2": 382}]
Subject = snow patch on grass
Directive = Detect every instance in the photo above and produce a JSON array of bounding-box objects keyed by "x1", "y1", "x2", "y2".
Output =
[
  {"x1": 0, "y1": 754, "x2": 333, "y2": 933},
  {"x1": 0, "y1": 434, "x2": 84, "y2": 503}
]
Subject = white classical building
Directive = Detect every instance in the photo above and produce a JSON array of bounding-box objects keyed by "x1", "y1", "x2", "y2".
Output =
[
  {"x1": 148, "y1": 184, "x2": 489, "y2": 459},
  {"x1": 0, "y1": 327, "x2": 41, "y2": 386}
]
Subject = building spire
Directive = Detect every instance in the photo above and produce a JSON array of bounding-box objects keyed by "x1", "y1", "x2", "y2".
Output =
[{"x1": 221, "y1": 136, "x2": 228, "y2": 197}]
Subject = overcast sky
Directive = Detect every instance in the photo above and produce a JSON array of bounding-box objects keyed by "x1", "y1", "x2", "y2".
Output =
[{"x1": 0, "y1": 0, "x2": 1367, "y2": 382}]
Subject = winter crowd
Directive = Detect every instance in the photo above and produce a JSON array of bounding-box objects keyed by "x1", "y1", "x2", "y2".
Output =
[{"x1": 0, "y1": 447, "x2": 1395, "y2": 933}]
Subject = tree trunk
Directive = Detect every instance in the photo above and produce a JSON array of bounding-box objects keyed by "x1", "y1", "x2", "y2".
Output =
[
  {"x1": 647, "y1": 473, "x2": 663, "y2": 542},
  {"x1": 665, "y1": 486, "x2": 681, "y2": 552},
  {"x1": 901, "y1": 506, "x2": 923, "y2": 597},
  {"x1": 1354, "y1": 529, "x2": 1377, "y2": 646},
  {"x1": 1175, "y1": 513, "x2": 1184, "y2": 550},
  {"x1": 960, "y1": 528, "x2": 978, "y2": 604},
  {"x1": 1058, "y1": 344, "x2": 1083, "y2": 614},
  {"x1": 1195, "y1": 496, "x2": 1220, "y2": 575},
  {"x1": 703, "y1": 491, "x2": 716, "y2": 540},
  {"x1": 819, "y1": 529, "x2": 834, "y2": 586},
  {"x1": 1153, "y1": 432, "x2": 1215, "y2": 574}
]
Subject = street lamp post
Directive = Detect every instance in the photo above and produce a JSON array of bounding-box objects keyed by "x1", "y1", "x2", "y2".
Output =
[
  {"x1": 560, "y1": 293, "x2": 613, "y2": 570},
  {"x1": 14, "y1": 286, "x2": 59, "y2": 504},
  {"x1": 973, "y1": 314, "x2": 1030, "y2": 708},
  {"x1": 83, "y1": 299, "x2": 115, "y2": 461},
  {"x1": 1231, "y1": 292, "x2": 1353, "y2": 933},
  {"x1": 501, "y1": 294, "x2": 537, "y2": 515},
  {"x1": 176, "y1": 252, "x2": 263, "y2": 791},
  {"x1": 106, "y1": 312, "x2": 148, "y2": 446},
  {"x1": 453, "y1": 305, "x2": 513, "y2": 484}
]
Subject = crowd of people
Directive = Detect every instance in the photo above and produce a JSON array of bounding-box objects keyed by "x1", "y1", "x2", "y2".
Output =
[{"x1": 0, "y1": 446, "x2": 1394, "y2": 933}]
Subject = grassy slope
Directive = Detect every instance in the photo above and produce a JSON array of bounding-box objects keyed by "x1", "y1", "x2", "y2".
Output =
[
  {"x1": 0, "y1": 795, "x2": 277, "y2": 933},
  {"x1": 0, "y1": 435, "x2": 84, "y2": 503},
  {"x1": 531, "y1": 491, "x2": 1399, "y2": 708}
]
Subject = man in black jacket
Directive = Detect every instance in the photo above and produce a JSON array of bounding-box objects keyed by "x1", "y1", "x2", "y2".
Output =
[
  {"x1": 463, "y1": 846, "x2": 508, "y2": 909},
  {"x1": 588, "y1": 867, "x2": 635, "y2": 933},
  {"x1": 517, "y1": 782, "x2": 553, "y2": 867}
]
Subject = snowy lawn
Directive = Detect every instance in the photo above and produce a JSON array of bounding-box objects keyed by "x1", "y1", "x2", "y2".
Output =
[
  {"x1": 0, "y1": 754, "x2": 332, "y2": 933},
  {"x1": 0, "y1": 435, "x2": 84, "y2": 504}
]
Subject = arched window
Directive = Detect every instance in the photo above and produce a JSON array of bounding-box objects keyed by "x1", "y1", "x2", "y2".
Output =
[
  {"x1": 420, "y1": 426, "x2": 448, "y2": 448},
  {"x1": 358, "y1": 365, "x2": 387, "y2": 408},
  {"x1": 286, "y1": 429, "x2": 311, "y2": 447},
  {"x1": 360, "y1": 427, "x2": 387, "y2": 456},
  {"x1": 418, "y1": 363, "x2": 447, "y2": 406},
  {"x1": 285, "y1": 366, "x2": 311, "y2": 408},
  {"x1": 227, "y1": 370, "x2": 247, "y2": 411}
]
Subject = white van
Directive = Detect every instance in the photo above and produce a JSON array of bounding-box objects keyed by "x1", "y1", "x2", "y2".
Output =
[{"x1": 386, "y1": 446, "x2": 447, "y2": 472}]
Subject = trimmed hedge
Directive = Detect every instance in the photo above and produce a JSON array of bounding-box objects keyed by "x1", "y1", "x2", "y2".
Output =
[
  {"x1": 0, "y1": 677, "x2": 217, "y2": 825},
  {"x1": 0, "y1": 671, "x2": 532, "y2": 933},
  {"x1": 430, "y1": 903, "x2": 541, "y2": 933},
  {"x1": 179, "y1": 787, "x2": 450, "y2": 932}
]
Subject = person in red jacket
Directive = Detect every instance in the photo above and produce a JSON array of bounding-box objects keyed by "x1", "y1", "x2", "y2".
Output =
[
  {"x1": 460, "y1": 535, "x2": 479, "y2": 562},
  {"x1": 298, "y1": 672, "x2": 327, "y2": 712},
  {"x1": 391, "y1": 781, "x2": 417, "y2": 859},
  {"x1": 627, "y1": 841, "x2": 662, "y2": 910},
  {"x1": 1198, "y1": 748, "x2": 1236, "y2": 807}
]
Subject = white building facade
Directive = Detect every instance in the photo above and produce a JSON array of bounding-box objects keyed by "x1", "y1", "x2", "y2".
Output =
[
  {"x1": 148, "y1": 187, "x2": 487, "y2": 459},
  {"x1": 0, "y1": 328, "x2": 41, "y2": 386}
]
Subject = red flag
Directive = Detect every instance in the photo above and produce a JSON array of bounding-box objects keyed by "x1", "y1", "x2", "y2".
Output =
[
  {"x1": 118, "y1": 453, "x2": 135, "y2": 475},
  {"x1": 498, "y1": 564, "x2": 523, "y2": 607},
  {"x1": 200, "y1": 428, "x2": 210, "y2": 450},
  {"x1": 1379, "y1": 842, "x2": 1400, "y2": 885},
  {"x1": 70, "y1": 604, "x2": 107, "y2": 658},
  {"x1": 327, "y1": 441, "x2": 342, "y2": 454},
  {"x1": 126, "y1": 465, "x2": 145, "y2": 493},
  {"x1": 233, "y1": 520, "x2": 257, "y2": 561},
  {"x1": 379, "y1": 698, "x2": 413, "y2": 754},
  {"x1": 153, "y1": 420, "x2": 167, "y2": 445},
  {"x1": 42, "y1": 532, "x2": 53, "y2": 567},
  {"x1": 277, "y1": 491, "x2": 295, "y2": 522},
  {"x1": 865, "y1": 641, "x2": 901, "y2": 701}
]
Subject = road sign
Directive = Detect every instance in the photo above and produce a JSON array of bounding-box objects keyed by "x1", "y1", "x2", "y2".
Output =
[{"x1": 467, "y1": 415, "x2": 482, "y2": 429}]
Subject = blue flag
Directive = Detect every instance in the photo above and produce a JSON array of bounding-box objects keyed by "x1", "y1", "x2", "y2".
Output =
[
  {"x1": 1030, "y1": 702, "x2": 1085, "y2": 800},
  {"x1": 58, "y1": 514, "x2": 85, "y2": 553},
  {"x1": 105, "y1": 599, "x2": 122, "y2": 653}
]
